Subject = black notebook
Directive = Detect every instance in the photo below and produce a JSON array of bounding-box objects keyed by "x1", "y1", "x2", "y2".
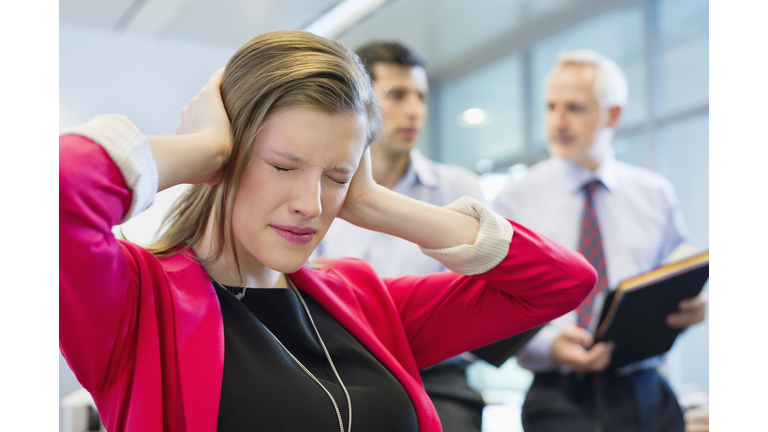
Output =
[
  {"x1": 470, "y1": 325, "x2": 544, "y2": 367},
  {"x1": 595, "y1": 251, "x2": 709, "y2": 371}
]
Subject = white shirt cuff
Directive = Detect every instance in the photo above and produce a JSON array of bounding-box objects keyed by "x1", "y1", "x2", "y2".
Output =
[
  {"x1": 65, "y1": 115, "x2": 158, "y2": 223},
  {"x1": 420, "y1": 196, "x2": 514, "y2": 275},
  {"x1": 515, "y1": 323, "x2": 563, "y2": 373}
]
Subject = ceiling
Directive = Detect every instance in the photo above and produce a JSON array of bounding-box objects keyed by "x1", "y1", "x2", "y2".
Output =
[
  {"x1": 60, "y1": 0, "x2": 344, "y2": 46},
  {"x1": 60, "y1": 0, "x2": 627, "y2": 81},
  {"x1": 336, "y1": 0, "x2": 580, "y2": 77}
]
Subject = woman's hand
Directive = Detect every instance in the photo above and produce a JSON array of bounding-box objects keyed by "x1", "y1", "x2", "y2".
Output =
[
  {"x1": 336, "y1": 147, "x2": 479, "y2": 249},
  {"x1": 336, "y1": 147, "x2": 384, "y2": 228},
  {"x1": 148, "y1": 68, "x2": 233, "y2": 190},
  {"x1": 175, "y1": 68, "x2": 233, "y2": 185}
]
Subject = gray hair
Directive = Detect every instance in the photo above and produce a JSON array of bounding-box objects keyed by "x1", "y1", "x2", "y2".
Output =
[{"x1": 546, "y1": 49, "x2": 628, "y2": 108}]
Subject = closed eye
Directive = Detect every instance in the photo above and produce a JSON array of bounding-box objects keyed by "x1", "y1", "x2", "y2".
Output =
[
  {"x1": 328, "y1": 176, "x2": 348, "y2": 185},
  {"x1": 273, "y1": 165, "x2": 292, "y2": 172}
]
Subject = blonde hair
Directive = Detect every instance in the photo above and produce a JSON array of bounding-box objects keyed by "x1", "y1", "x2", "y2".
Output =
[{"x1": 148, "y1": 30, "x2": 382, "y2": 273}]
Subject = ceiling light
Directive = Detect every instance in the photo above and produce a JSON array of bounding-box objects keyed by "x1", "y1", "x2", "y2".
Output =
[
  {"x1": 457, "y1": 108, "x2": 491, "y2": 128},
  {"x1": 304, "y1": 0, "x2": 388, "y2": 39}
]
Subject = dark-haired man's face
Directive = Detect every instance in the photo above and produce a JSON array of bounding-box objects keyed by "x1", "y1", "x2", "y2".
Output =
[{"x1": 371, "y1": 63, "x2": 429, "y2": 156}]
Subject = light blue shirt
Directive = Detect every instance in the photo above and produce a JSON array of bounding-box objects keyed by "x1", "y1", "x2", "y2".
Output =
[
  {"x1": 313, "y1": 149, "x2": 486, "y2": 277},
  {"x1": 493, "y1": 152, "x2": 687, "y2": 373}
]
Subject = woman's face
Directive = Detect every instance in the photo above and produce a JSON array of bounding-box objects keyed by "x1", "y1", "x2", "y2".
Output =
[{"x1": 232, "y1": 106, "x2": 368, "y2": 274}]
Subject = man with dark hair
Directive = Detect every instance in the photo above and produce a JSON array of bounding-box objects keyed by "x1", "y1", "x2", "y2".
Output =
[
  {"x1": 355, "y1": 41, "x2": 428, "y2": 79},
  {"x1": 314, "y1": 42, "x2": 488, "y2": 432}
]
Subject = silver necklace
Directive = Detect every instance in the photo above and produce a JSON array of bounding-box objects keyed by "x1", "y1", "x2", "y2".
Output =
[{"x1": 234, "y1": 279, "x2": 352, "y2": 432}]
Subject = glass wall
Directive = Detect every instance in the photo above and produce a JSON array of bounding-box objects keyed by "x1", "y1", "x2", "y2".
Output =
[
  {"x1": 433, "y1": 0, "x2": 710, "y2": 398},
  {"x1": 435, "y1": 54, "x2": 525, "y2": 172},
  {"x1": 654, "y1": 0, "x2": 709, "y2": 116}
]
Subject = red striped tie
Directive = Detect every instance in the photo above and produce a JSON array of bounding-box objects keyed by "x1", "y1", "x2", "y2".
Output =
[{"x1": 576, "y1": 180, "x2": 609, "y2": 330}]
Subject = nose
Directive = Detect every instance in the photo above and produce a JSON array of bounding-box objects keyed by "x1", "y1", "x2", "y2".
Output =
[
  {"x1": 405, "y1": 93, "x2": 427, "y2": 121},
  {"x1": 288, "y1": 173, "x2": 322, "y2": 219},
  {"x1": 549, "y1": 105, "x2": 568, "y2": 131}
]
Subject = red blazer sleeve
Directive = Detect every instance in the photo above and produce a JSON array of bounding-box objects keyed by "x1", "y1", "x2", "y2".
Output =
[
  {"x1": 59, "y1": 134, "x2": 140, "y2": 393},
  {"x1": 385, "y1": 221, "x2": 597, "y2": 369}
]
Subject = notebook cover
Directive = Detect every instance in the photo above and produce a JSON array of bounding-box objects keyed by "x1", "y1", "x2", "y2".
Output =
[{"x1": 595, "y1": 264, "x2": 709, "y2": 370}]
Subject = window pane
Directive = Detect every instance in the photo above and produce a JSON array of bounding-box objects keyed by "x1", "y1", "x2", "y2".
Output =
[
  {"x1": 655, "y1": 114, "x2": 709, "y2": 249},
  {"x1": 654, "y1": 0, "x2": 709, "y2": 116},
  {"x1": 417, "y1": 97, "x2": 436, "y2": 159},
  {"x1": 530, "y1": 5, "x2": 646, "y2": 150},
  {"x1": 436, "y1": 54, "x2": 525, "y2": 171},
  {"x1": 613, "y1": 130, "x2": 650, "y2": 168}
]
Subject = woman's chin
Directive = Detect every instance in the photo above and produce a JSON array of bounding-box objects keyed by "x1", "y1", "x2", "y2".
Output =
[{"x1": 261, "y1": 252, "x2": 312, "y2": 275}]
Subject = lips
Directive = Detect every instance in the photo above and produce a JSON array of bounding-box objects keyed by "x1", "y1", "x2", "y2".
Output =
[
  {"x1": 397, "y1": 128, "x2": 419, "y2": 140},
  {"x1": 270, "y1": 224, "x2": 317, "y2": 245},
  {"x1": 553, "y1": 135, "x2": 574, "y2": 145}
]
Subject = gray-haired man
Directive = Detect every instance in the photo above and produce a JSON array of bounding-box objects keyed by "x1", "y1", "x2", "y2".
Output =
[{"x1": 494, "y1": 49, "x2": 707, "y2": 431}]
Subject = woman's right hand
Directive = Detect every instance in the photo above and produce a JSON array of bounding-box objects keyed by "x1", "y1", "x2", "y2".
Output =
[
  {"x1": 148, "y1": 68, "x2": 233, "y2": 190},
  {"x1": 175, "y1": 68, "x2": 233, "y2": 185}
]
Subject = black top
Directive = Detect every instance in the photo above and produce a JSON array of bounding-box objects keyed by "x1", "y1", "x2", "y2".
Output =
[{"x1": 214, "y1": 281, "x2": 419, "y2": 432}]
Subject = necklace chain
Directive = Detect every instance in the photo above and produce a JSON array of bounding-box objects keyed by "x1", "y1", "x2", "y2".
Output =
[{"x1": 233, "y1": 280, "x2": 352, "y2": 432}]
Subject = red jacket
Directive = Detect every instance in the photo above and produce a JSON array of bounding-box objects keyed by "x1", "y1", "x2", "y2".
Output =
[{"x1": 60, "y1": 133, "x2": 596, "y2": 432}]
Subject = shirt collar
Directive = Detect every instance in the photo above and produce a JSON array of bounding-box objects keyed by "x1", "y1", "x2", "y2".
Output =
[
  {"x1": 558, "y1": 149, "x2": 618, "y2": 195},
  {"x1": 400, "y1": 148, "x2": 438, "y2": 189}
]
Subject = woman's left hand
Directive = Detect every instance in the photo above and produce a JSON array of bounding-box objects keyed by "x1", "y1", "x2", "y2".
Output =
[
  {"x1": 336, "y1": 147, "x2": 383, "y2": 229},
  {"x1": 336, "y1": 147, "x2": 479, "y2": 249}
]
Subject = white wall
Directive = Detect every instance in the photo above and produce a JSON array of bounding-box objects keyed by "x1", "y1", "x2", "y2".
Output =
[{"x1": 60, "y1": 21, "x2": 239, "y2": 429}]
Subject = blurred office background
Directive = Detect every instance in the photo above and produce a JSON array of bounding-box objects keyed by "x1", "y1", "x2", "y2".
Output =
[{"x1": 59, "y1": 0, "x2": 708, "y2": 430}]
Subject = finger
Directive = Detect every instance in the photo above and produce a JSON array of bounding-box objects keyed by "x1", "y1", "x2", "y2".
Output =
[
  {"x1": 562, "y1": 326, "x2": 594, "y2": 348},
  {"x1": 678, "y1": 297, "x2": 703, "y2": 311},
  {"x1": 562, "y1": 342, "x2": 611, "y2": 373},
  {"x1": 678, "y1": 291, "x2": 707, "y2": 310},
  {"x1": 205, "y1": 67, "x2": 226, "y2": 90},
  {"x1": 666, "y1": 308, "x2": 705, "y2": 328},
  {"x1": 583, "y1": 342, "x2": 614, "y2": 372},
  {"x1": 177, "y1": 107, "x2": 189, "y2": 134},
  {"x1": 349, "y1": 147, "x2": 373, "y2": 184},
  {"x1": 670, "y1": 298, "x2": 707, "y2": 324},
  {"x1": 554, "y1": 342, "x2": 589, "y2": 371},
  {"x1": 666, "y1": 311, "x2": 684, "y2": 327}
]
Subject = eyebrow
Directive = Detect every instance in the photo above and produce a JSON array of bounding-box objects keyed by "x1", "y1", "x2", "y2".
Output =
[
  {"x1": 268, "y1": 149, "x2": 354, "y2": 175},
  {"x1": 383, "y1": 85, "x2": 429, "y2": 95}
]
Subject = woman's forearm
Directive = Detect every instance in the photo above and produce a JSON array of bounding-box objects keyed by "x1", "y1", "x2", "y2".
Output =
[
  {"x1": 147, "y1": 131, "x2": 229, "y2": 191},
  {"x1": 351, "y1": 185, "x2": 481, "y2": 249}
]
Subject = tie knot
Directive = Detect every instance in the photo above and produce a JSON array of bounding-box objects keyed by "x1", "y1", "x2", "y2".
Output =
[{"x1": 583, "y1": 180, "x2": 602, "y2": 196}]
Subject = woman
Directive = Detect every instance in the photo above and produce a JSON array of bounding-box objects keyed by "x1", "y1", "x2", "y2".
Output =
[{"x1": 60, "y1": 30, "x2": 596, "y2": 432}]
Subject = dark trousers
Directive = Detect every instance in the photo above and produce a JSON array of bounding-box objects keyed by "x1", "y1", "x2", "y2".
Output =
[
  {"x1": 521, "y1": 369, "x2": 684, "y2": 432},
  {"x1": 421, "y1": 361, "x2": 485, "y2": 432}
]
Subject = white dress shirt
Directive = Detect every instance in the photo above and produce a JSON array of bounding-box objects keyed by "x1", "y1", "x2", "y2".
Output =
[
  {"x1": 313, "y1": 149, "x2": 486, "y2": 277},
  {"x1": 493, "y1": 152, "x2": 687, "y2": 373}
]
